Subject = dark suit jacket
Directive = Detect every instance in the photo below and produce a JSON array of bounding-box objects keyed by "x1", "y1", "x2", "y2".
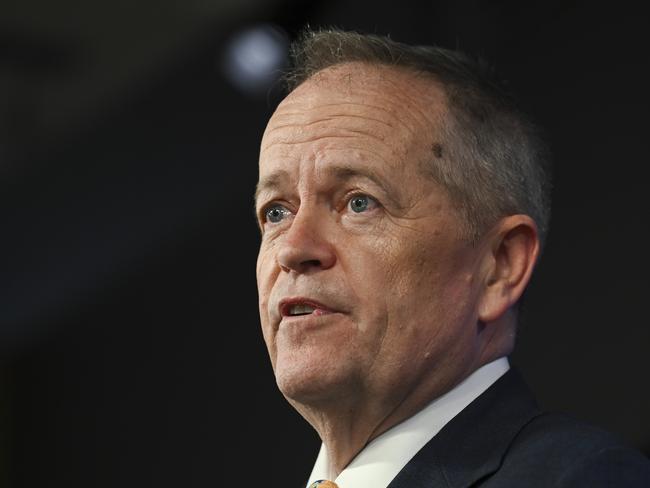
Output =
[{"x1": 387, "y1": 369, "x2": 650, "y2": 487}]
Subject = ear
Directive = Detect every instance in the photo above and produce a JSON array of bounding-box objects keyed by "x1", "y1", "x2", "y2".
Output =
[{"x1": 477, "y1": 215, "x2": 540, "y2": 323}]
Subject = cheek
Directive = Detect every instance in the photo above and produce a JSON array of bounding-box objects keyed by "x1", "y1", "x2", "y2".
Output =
[
  {"x1": 255, "y1": 252, "x2": 267, "y2": 309},
  {"x1": 370, "y1": 236, "x2": 439, "y2": 301},
  {"x1": 256, "y1": 243, "x2": 277, "y2": 299},
  {"x1": 378, "y1": 236, "x2": 474, "y2": 338},
  {"x1": 339, "y1": 243, "x2": 416, "y2": 372},
  {"x1": 256, "y1": 250, "x2": 278, "y2": 345}
]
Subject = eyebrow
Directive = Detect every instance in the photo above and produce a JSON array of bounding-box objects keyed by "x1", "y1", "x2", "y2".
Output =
[
  {"x1": 255, "y1": 169, "x2": 291, "y2": 207},
  {"x1": 254, "y1": 164, "x2": 402, "y2": 208},
  {"x1": 330, "y1": 166, "x2": 400, "y2": 206}
]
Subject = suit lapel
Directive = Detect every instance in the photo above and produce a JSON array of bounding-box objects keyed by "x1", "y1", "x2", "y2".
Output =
[{"x1": 388, "y1": 368, "x2": 541, "y2": 488}]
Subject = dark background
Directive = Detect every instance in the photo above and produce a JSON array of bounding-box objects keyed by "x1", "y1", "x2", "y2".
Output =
[{"x1": 1, "y1": 0, "x2": 648, "y2": 486}]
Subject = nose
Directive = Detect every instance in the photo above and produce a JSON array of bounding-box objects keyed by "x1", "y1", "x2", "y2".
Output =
[{"x1": 276, "y1": 208, "x2": 336, "y2": 274}]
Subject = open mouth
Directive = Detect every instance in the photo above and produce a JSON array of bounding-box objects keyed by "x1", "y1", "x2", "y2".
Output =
[
  {"x1": 287, "y1": 304, "x2": 316, "y2": 316},
  {"x1": 280, "y1": 299, "x2": 332, "y2": 318}
]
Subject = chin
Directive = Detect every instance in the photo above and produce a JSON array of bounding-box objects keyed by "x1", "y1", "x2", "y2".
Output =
[{"x1": 274, "y1": 356, "x2": 356, "y2": 405}]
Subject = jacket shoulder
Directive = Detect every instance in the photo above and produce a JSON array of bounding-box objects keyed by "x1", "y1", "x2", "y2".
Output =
[{"x1": 491, "y1": 412, "x2": 650, "y2": 487}]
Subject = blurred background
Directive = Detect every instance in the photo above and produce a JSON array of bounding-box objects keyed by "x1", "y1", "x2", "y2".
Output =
[{"x1": 1, "y1": 0, "x2": 648, "y2": 486}]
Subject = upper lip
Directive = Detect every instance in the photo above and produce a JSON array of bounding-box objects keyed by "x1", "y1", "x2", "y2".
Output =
[{"x1": 278, "y1": 297, "x2": 335, "y2": 317}]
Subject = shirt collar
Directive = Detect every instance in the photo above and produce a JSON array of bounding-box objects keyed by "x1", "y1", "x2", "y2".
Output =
[{"x1": 307, "y1": 357, "x2": 510, "y2": 488}]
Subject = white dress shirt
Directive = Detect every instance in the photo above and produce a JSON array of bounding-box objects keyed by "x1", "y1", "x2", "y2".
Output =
[{"x1": 306, "y1": 357, "x2": 510, "y2": 488}]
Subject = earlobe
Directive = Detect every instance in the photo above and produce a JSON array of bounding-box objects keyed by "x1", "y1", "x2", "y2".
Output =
[{"x1": 478, "y1": 215, "x2": 540, "y2": 323}]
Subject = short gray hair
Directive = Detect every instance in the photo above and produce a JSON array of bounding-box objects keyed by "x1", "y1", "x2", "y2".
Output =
[{"x1": 283, "y1": 28, "x2": 553, "y2": 247}]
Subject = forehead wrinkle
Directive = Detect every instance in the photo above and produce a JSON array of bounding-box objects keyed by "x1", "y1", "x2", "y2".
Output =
[
  {"x1": 270, "y1": 100, "x2": 417, "y2": 137},
  {"x1": 262, "y1": 111, "x2": 415, "y2": 157},
  {"x1": 265, "y1": 112, "x2": 397, "y2": 134},
  {"x1": 261, "y1": 124, "x2": 410, "y2": 182},
  {"x1": 261, "y1": 115, "x2": 404, "y2": 155},
  {"x1": 263, "y1": 129, "x2": 391, "y2": 152},
  {"x1": 312, "y1": 144, "x2": 405, "y2": 174},
  {"x1": 261, "y1": 134, "x2": 379, "y2": 154}
]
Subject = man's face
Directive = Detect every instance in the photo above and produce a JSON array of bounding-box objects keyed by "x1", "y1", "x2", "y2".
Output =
[{"x1": 255, "y1": 63, "x2": 488, "y2": 408}]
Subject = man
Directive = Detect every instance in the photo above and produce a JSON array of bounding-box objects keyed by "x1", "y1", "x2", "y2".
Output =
[{"x1": 254, "y1": 29, "x2": 650, "y2": 487}]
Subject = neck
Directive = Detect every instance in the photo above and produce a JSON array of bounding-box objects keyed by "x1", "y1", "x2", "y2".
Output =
[
  {"x1": 291, "y1": 374, "x2": 465, "y2": 477},
  {"x1": 313, "y1": 356, "x2": 510, "y2": 479},
  {"x1": 295, "y1": 353, "x2": 507, "y2": 477},
  {"x1": 292, "y1": 397, "x2": 383, "y2": 476}
]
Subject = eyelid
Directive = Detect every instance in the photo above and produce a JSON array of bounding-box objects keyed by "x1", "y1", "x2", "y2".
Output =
[
  {"x1": 345, "y1": 192, "x2": 380, "y2": 210},
  {"x1": 260, "y1": 201, "x2": 293, "y2": 225}
]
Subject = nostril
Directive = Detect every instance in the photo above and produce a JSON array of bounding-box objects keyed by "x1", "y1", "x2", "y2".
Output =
[
  {"x1": 279, "y1": 259, "x2": 321, "y2": 273},
  {"x1": 275, "y1": 223, "x2": 336, "y2": 272}
]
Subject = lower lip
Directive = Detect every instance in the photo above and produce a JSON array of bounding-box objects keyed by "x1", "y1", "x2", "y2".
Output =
[
  {"x1": 280, "y1": 309, "x2": 337, "y2": 324},
  {"x1": 312, "y1": 308, "x2": 331, "y2": 317}
]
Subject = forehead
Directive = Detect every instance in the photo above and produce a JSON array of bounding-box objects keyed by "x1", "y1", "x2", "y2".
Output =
[
  {"x1": 259, "y1": 63, "x2": 447, "y2": 172},
  {"x1": 286, "y1": 61, "x2": 445, "y2": 111}
]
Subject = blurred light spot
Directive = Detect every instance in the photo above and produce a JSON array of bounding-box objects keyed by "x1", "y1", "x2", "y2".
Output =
[{"x1": 221, "y1": 24, "x2": 289, "y2": 96}]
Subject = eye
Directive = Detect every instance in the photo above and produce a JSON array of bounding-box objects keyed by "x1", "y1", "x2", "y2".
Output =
[
  {"x1": 348, "y1": 194, "x2": 375, "y2": 213},
  {"x1": 264, "y1": 204, "x2": 291, "y2": 224}
]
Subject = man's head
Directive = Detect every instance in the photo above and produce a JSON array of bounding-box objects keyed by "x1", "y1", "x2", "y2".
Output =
[
  {"x1": 282, "y1": 29, "x2": 552, "y2": 245},
  {"x1": 254, "y1": 29, "x2": 550, "y2": 429}
]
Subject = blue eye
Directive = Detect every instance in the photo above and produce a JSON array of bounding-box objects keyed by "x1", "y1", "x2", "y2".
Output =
[
  {"x1": 265, "y1": 204, "x2": 290, "y2": 223},
  {"x1": 349, "y1": 195, "x2": 372, "y2": 213}
]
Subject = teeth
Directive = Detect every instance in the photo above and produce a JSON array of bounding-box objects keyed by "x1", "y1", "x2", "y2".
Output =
[{"x1": 289, "y1": 304, "x2": 315, "y2": 316}]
